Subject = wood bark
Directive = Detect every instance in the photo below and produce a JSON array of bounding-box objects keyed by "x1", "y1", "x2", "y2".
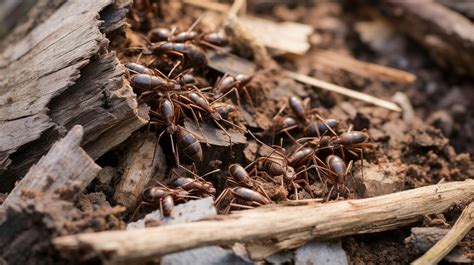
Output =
[
  {"x1": 53, "y1": 180, "x2": 474, "y2": 263},
  {"x1": 114, "y1": 132, "x2": 166, "y2": 211},
  {"x1": 0, "y1": 125, "x2": 102, "y2": 265},
  {"x1": 2, "y1": 125, "x2": 101, "y2": 208},
  {"x1": 0, "y1": 0, "x2": 146, "y2": 191},
  {"x1": 377, "y1": 0, "x2": 474, "y2": 77},
  {"x1": 0, "y1": 196, "x2": 82, "y2": 265}
]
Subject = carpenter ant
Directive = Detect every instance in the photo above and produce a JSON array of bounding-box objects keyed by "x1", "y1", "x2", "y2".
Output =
[
  {"x1": 325, "y1": 154, "x2": 354, "y2": 200},
  {"x1": 248, "y1": 131, "x2": 325, "y2": 200},
  {"x1": 212, "y1": 102, "x2": 237, "y2": 119},
  {"x1": 151, "y1": 42, "x2": 208, "y2": 72},
  {"x1": 176, "y1": 126, "x2": 203, "y2": 164},
  {"x1": 170, "y1": 166, "x2": 220, "y2": 196},
  {"x1": 148, "y1": 24, "x2": 228, "y2": 48},
  {"x1": 139, "y1": 184, "x2": 197, "y2": 218},
  {"x1": 125, "y1": 62, "x2": 154, "y2": 75},
  {"x1": 215, "y1": 187, "x2": 271, "y2": 214},
  {"x1": 303, "y1": 118, "x2": 338, "y2": 137},
  {"x1": 175, "y1": 91, "x2": 247, "y2": 149}
]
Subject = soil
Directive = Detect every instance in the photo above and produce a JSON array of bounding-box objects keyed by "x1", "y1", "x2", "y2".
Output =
[{"x1": 15, "y1": 0, "x2": 469, "y2": 264}]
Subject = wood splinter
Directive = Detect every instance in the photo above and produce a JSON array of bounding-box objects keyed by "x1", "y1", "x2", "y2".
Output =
[{"x1": 286, "y1": 70, "x2": 402, "y2": 112}]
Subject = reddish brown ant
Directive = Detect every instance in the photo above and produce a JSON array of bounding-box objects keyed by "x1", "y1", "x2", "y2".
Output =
[
  {"x1": 248, "y1": 131, "x2": 326, "y2": 200},
  {"x1": 125, "y1": 62, "x2": 154, "y2": 75},
  {"x1": 170, "y1": 166, "x2": 220, "y2": 197},
  {"x1": 270, "y1": 96, "x2": 338, "y2": 145},
  {"x1": 138, "y1": 183, "x2": 198, "y2": 218},
  {"x1": 175, "y1": 126, "x2": 203, "y2": 164},
  {"x1": 215, "y1": 187, "x2": 271, "y2": 214},
  {"x1": 325, "y1": 154, "x2": 354, "y2": 200},
  {"x1": 151, "y1": 42, "x2": 208, "y2": 72},
  {"x1": 212, "y1": 102, "x2": 237, "y2": 119}
]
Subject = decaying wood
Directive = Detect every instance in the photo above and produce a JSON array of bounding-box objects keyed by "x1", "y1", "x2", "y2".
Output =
[
  {"x1": 412, "y1": 202, "x2": 474, "y2": 265},
  {"x1": 2, "y1": 125, "x2": 101, "y2": 208},
  {"x1": 0, "y1": 0, "x2": 146, "y2": 190},
  {"x1": 114, "y1": 132, "x2": 166, "y2": 211},
  {"x1": 184, "y1": 120, "x2": 247, "y2": 147},
  {"x1": 239, "y1": 16, "x2": 312, "y2": 56},
  {"x1": 313, "y1": 50, "x2": 416, "y2": 84},
  {"x1": 53, "y1": 180, "x2": 474, "y2": 263},
  {"x1": 208, "y1": 50, "x2": 257, "y2": 76},
  {"x1": 0, "y1": 125, "x2": 104, "y2": 265},
  {"x1": 405, "y1": 227, "x2": 473, "y2": 264},
  {"x1": 187, "y1": 0, "x2": 312, "y2": 56},
  {"x1": 225, "y1": 15, "x2": 278, "y2": 69},
  {"x1": 376, "y1": 0, "x2": 474, "y2": 77},
  {"x1": 0, "y1": 196, "x2": 82, "y2": 265},
  {"x1": 286, "y1": 70, "x2": 402, "y2": 112}
]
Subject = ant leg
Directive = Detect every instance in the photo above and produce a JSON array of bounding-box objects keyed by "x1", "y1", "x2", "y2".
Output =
[
  {"x1": 211, "y1": 85, "x2": 239, "y2": 104},
  {"x1": 315, "y1": 114, "x2": 338, "y2": 136},
  {"x1": 280, "y1": 130, "x2": 298, "y2": 146},
  {"x1": 247, "y1": 131, "x2": 286, "y2": 158},
  {"x1": 300, "y1": 166, "x2": 315, "y2": 198},
  {"x1": 326, "y1": 186, "x2": 335, "y2": 202},
  {"x1": 256, "y1": 184, "x2": 272, "y2": 202},
  {"x1": 137, "y1": 91, "x2": 156, "y2": 102},
  {"x1": 174, "y1": 136, "x2": 181, "y2": 166},
  {"x1": 159, "y1": 200, "x2": 164, "y2": 219},
  {"x1": 213, "y1": 120, "x2": 233, "y2": 153},
  {"x1": 229, "y1": 203, "x2": 254, "y2": 210},
  {"x1": 242, "y1": 87, "x2": 255, "y2": 110},
  {"x1": 292, "y1": 180, "x2": 299, "y2": 200},
  {"x1": 187, "y1": 14, "x2": 203, "y2": 33},
  {"x1": 168, "y1": 60, "x2": 182, "y2": 78},
  {"x1": 201, "y1": 168, "x2": 220, "y2": 178},
  {"x1": 214, "y1": 188, "x2": 230, "y2": 208},
  {"x1": 224, "y1": 198, "x2": 235, "y2": 214}
]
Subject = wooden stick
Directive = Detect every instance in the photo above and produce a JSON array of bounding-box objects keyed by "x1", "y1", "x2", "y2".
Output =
[
  {"x1": 314, "y1": 50, "x2": 416, "y2": 84},
  {"x1": 411, "y1": 202, "x2": 474, "y2": 265},
  {"x1": 285, "y1": 70, "x2": 402, "y2": 112},
  {"x1": 53, "y1": 180, "x2": 473, "y2": 263}
]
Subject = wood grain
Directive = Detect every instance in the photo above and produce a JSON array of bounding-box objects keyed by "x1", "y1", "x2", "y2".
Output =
[
  {"x1": 0, "y1": 0, "x2": 146, "y2": 190},
  {"x1": 2, "y1": 125, "x2": 101, "y2": 208},
  {"x1": 53, "y1": 180, "x2": 474, "y2": 263}
]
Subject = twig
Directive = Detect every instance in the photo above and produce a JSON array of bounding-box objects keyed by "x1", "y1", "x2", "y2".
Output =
[
  {"x1": 228, "y1": 0, "x2": 246, "y2": 17},
  {"x1": 53, "y1": 180, "x2": 473, "y2": 263},
  {"x1": 411, "y1": 202, "x2": 474, "y2": 265},
  {"x1": 314, "y1": 50, "x2": 416, "y2": 84},
  {"x1": 285, "y1": 70, "x2": 402, "y2": 112}
]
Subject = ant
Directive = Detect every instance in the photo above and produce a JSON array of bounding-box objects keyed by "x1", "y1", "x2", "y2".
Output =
[
  {"x1": 169, "y1": 166, "x2": 219, "y2": 197},
  {"x1": 270, "y1": 96, "x2": 338, "y2": 144},
  {"x1": 247, "y1": 131, "x2": 328, "y2": 200},
  {"x1": 215, "y1": 186, "x2": 271, "y2": 214}
]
